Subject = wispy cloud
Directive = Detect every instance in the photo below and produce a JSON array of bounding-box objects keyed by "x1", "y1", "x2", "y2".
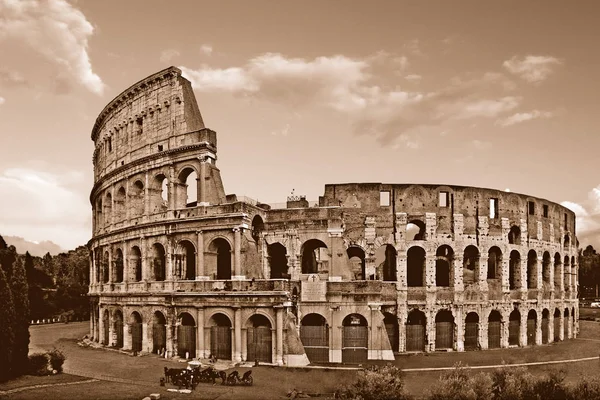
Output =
[
  {"x1": 503, "y1": 55, "x2": 563, "y2": 84},
  {"x1": 0, "y1": 68, "x2": 28, "y2": 88},
  {"x1": 270, "y1": 123, "x2": 291, "y2": 137},
  {"x1": 0, "y1": 0, "x2": 105, "y2": 95},
  {"x1": 404, "y1": 74, "x2": 422, "y2": 82},
  {"x1": 200, "y1": 44, "x2": 213, "y2": 56},
  {"x1": 0, "y1": 96, "x2": 5, "y2": 105},
  {"x1": 497, "y1": 109, "x2": 554, "y2": 127},
  {"x1": 562, "y1": 185, "x2": 600, "y2": 249},
  {"x1": 160, "y1": 48, "x2": 180, "y2": 63}
]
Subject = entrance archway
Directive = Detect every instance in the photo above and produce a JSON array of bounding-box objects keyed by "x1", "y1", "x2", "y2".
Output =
[
  {"x1": 130, "y1": 312, "x2": 143, "y2": 352},
  {"x1": 300, "y1": 313, "x2": 329, "y2": 363},
  {"x1": 435, "y1": 310, "x2": 454, "y2": 350},
  {"x1": 488, "y1": 311, "x2": 502, "y2": 349},
  {"x1": 406, "y1": 310, "x2": 426, "y2": 352},
  {"x1": 246, "y1": 314, "x2": 272, "y2": 363},
  {"x1": 553, "y1": 308, "x2": 561, "y2": 341},
  {"x1": 209, "y1": 313, "x2": 232, "y2": 360},
  {"x1": 177, "y1": 313, "x2": 196, "y2": 359},
  {"x1": 152, "y1": 311, "x2": 167, "y2": 354},
  {"x1": 527, "y1": 310, "x2": 537, "y2": 345},
  {"x1": 102, "y1": 309, "x2": 110, "y2": 345},
  {"x1": 464, "y1": 312, "x2": 479, "y2": 350},
  {"x1": 113, "y1": 310, "x2": 123, "y2": 348},
  {"x1": 509, "y1": 310, "x2": 520, "y2": 346},
  {"x1": 542, "y1": 309, "x2": 549, "y2": 344},
  {"x1": 268, "y1": 243, "x2": 288, "y2": 279},
  {"x1": 383, "y1": 312, "x2": 399, "y2": 352},
  {"x1": 211, "y1": 239, "x2": 232, "y2": 280},
  {"x1": 342, "y1": 314, "x2": 368, "y2": 363},
  {"x1": 564, "y1": 308, "x2": 569, "y2": 339},
  {"x1": 347, "y1": 247, "x2": 366, "y2": 280},
  {"x1": 301, "y1": 239, "x2": 328, "y2": 274}
]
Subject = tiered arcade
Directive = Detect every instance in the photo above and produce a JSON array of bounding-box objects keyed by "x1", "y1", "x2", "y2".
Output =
[{"x1": 88, "y1": 67, "x2": 579, "y2": 365}]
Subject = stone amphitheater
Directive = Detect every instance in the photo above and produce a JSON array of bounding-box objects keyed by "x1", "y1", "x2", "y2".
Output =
[{"x1": 88, "y1": 66, "x2": 579, "y2": 366}]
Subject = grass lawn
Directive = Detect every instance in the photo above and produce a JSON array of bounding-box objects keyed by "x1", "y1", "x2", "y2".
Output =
[{"x1": 579, "y1": 307, "x2": 600, "y2": 320}]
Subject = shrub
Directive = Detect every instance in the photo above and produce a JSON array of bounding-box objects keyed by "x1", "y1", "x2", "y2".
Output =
[
  {"x1": 567, "y1": 377, "x2": 600, "y2": 400},
  {"x1": 335, "y1": 363, "x2": 412, "y2": 400},
  {"x1": 428, "y1": 363, "x2": 493, "y2": 400},
  {"x1": 27, "y1": 349, "x2": 65, "y2": 376},
  {"x1": 48, "y1": 349, "x2": 65, "y2": 373}
]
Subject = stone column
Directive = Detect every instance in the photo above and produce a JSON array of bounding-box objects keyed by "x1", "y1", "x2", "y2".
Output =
[
  {"x1": 89, "y1": 303, "x2": 94, "y2": 340},
  {"x1": 519, "y1": 308, "x2": 527, "y2": 347},
  {"x1": 98, "y1": 306, "x2": 105, "y2": 344},
  {"x1": 567, "y1": 312, "x2": 572, "y2": 339},
  {"x1": 90, "y1": 251, "x2": 96, "y2": 287},
  {"x1": 168, "y1": 164, "x2": 175, "y2": 213},
  {"x1": 276, "y1": 306, "x2": 284, "y2": 365},
  {"x1": 548, "y1": 313, "x2": 554, "y2": 344},
  {"x1": 454, "y1": 255, "x2": 464, "y2": 292},
  {"x1": 234, "y1": 308, "x2": 242, "y2": 362},
  {"x1": 122, "y1": 241, "x2": 129, "y2": 290},
  {"x1": 166, "y1": 323, "x2": 173, "y2": 358},
  {"x1": 536, "y1": 256, "x2": 543, "y2": 291},
  {"x1": 110, "y1": 186, "x2": 115, "y2": 227},
  {"x1": 233, "y1": 228, "x2": 243, "y2": 278},
  {"x1": 425, "y1": 255, "x2": 436, "y2": 289},
  {"x1": 535, "y1": 309, "x2": 542, "y2": 345},
  {"x1": 196, "y1": 231, "x2": 204, "y2": 278},
  {"x1": 124, "y1": 179, "x2": 130, "y2": 223},
  {"x1": 501, "y1": 258, "x2": 510, "y2": 292},
  {"x1": 123, "y1": 307, "x2": 131, "y2": 350},
  {"x1": 140, "y1": 237, "x2": 147, "y2": 281},
  {"x1": 397, "y1": 254, "x2": 407, "y2": 289},
  {"x1": 501, "y1": 314, "x2": 509, "y2": 348},
  {"x1": 520, "y1": 257, "x2": 528, "y2": 291},
  {"x1": 108, "y1": 246, "x2": 113, "y2": 284},
  {"x1": 199, "y1": 160, "x2": 207, "y2": 205},
  {"x1": 166, "y1": 237, "x2": 173, "y2": 281},
  {"x1": 455, "y1": 308, "x2": 464, "y2": 352},
  {"x1": 142, "y1": 322, "x2": 149, "y2": 353},
  {"x1": 196, "y1": 308, "x2": 205, "y2": 359},
  {"x1": 143, "y1": 171, "x2": 149, "y2": 219},
  {"x1": 559, "y1": 312, "x2": 565, "y2": 341},
  {"x1": 479, "y1": 255, "x2": 489, "y2": 291}
]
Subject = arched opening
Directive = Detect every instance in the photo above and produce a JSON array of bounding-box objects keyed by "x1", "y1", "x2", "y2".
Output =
[
  {"x1": 564, "y1": 308, "x2": 570, "y2": 339},
  {"x1": 508, "y1": 225, "x2": 521, "y2": 245},
  {"x1": 383, "y1": 312, "x2": 399, "y2": 352},
  {"x1": 129, "y1": 180, "x2": 144, "y2": 219},
  {"x1": 527, "y1": 250, "x2": 538, "y2": 289},
  {"x1": 487, "y1": 246, "x2": 502, "y2": 280},
  {"x1": 104, "y1": 192, "x2": 113, "y2": 226},
  {"x1": 464, "y1": 312, "x2": 479, "y2": 351},
  {"x1": 463, "y1": 245, "x2": 480, "y2": 286},
  {"x1": 114, "y1": 187, "x2": 126, "y2": 222},
  {"x1": 114, "y1": 249, "x2": 124, "y2": 283},
  {"x1": 435, "y1": 310, "x2": 455, "y2": 350},
  {"x1": 564, "y1": 234, "x2": 570, "y2": 250},
  {"x1": 151, "y1": 243, "x2": 166, "y2": 281},
  {"x1": 209, "y1": 313, "x2": 232, "y2": 360},
  {"x1": 301, "y1": 239, "x2": 328, "y2": 274},
  {"x1": 406, "y1": 309, "x2": 426, "y2": 352},
  {"x1": 342, "y1": 314, "x2": 368, "y2": 363},
  {"x1": 527, "y1": 310, "x2": 537, "y2": 345},
  {"x1": 509, "y1": 310, "x2": 520, "y2": 346},
  {"x1": 269, "y1": 243, "x2": 289, "y2": 279},
  {"x1": 509, "y1": 250, "x2": 521, "y2": 289},
  {"x1": 347, "y1": 246, "x2": 366, "y2": 280},
  {"x1": 152, "y1": 311, "x2": 167, "y2": 354},
  {"x1": 113, "y1": 310, "x2": 124, "y2": 348},
  {"x1": 130, "y1": 312, "x2": 143, "y2": 352},
  {"x1": 246, "y1": 314, "x2": 272, "y2": 363},
  {"x1": 407, "y1": 246, "x2": 426, "y2": 287},
  {"x1": 102, "y1": 251, "x2": 109, "y2": 283},
  {"x1": 571, "y1": 307, "x2": 576, "y2": 338},
  {"x1": 435, "y1": 245, "x2": 453, "y2": 287},
  {"x1": 564, "y1": 256, "x2": 570, "y2": 291},
  {"x1": 208, "y1": 238, "x2": 232, "y2": 280},
  {"x1": 300, "y1": 313, "x2": 329, "y2": 363},
  {"x1": 175, "y1": 240, "x2": 196, "y2": 280},
  {"x1": 151, "y1": 174, "x2": 168, "y2": 213},
  {"x1": 251, "y1": 215, "x2": 264, "y2": 242},
  {"x1": 553, "y1": 253, "x2": 562, "y2": 290},
  {"x1": 542, "y1": 309, "x2": 550, "y2": 344},
  {"x1": 375, "y1": 244, "x2": 397, "y2": 281},
  {"x1": 542, "y1": 252, "x2": 551, "y2": 286},
  {"x1": 177, "y1": 313, "x2": 196, "y2": 359},
  {"x1": 176, "y1": 167, "x2": 197, "y2": 208},
  {"x1": 96, "y1": 199, "x2": 103, "y2": 230},
  {"x1": 130, "y1": 246, "x2": 142, "y2": 282},
  {"x1": 102, "y1": 309, "x2": 110, "y2": 345},
  {"x1": 553, "y1": 308, "x2": 561, "y2": 341},
  {"x1": 406, "y1": 220, "x2": 426, "y2": 240},
  {"x1": 488, "y1": 311, "x2": 502, "y2": 349}
]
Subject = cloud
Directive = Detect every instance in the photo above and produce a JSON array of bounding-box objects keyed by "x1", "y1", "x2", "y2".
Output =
[
  {"x1": 0, "y1": 167, "x2": 90, "y2": 249},
  {"x1": 497, "y1": 109, "x2": 554, "y2": 127},
  {"x1": 404, "y1": 74, "x2": 422, "y2": 82},
  {"x1": 200, "y1": 44, "x2": 213, "y2": 56},
  {"x1": 472, "y1": 139, "x2": 492, "y2": 150},
  {"x1": 0, "y1": 68, "x2": 28, "y2": 88},
  {"x1": 181, "y1": 53, "x2": 523, "y2": 145},
  {"x1": 0, "y1": 96, "x2": 4, "y2": 105},
  {"x1": 270, "y1": 123, "x2": 291, "y2": 137},
  {"x1": 0, "y1": 0, "x2": 105, "y2": 95},
  {"x1": 562, "y1": 185, "x2": 600, "y2": 249},
  {"x1": 503, "y1": 55, "x2": 563, "y2": 84},
  {"x1": 160, "y1": 48, "x2": 180, "y2": 63}
]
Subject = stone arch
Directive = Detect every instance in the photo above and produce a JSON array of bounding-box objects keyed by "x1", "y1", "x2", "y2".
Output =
[
  {"x1": 435, "y1": 310, "x2": 455, "y2": 350},
  {"x1": 176, "y1": 166, "x2": 198, "y2": 208},
  {"x1": 152, "y1": 173, "x2": 168, "y2": 213},
  {"x1": 406, "y1": 309, "x2": 427, "y2": 352},
  {"x1": 152, "y1": 311, "x2": 167, "y2": 354},
  {"x1": 114, "y1": 248, "x2": 124, "y2": 283},
  {"x1": 301, "y1": 239, "x2": 328, "y2": 274},
  {"x1": 130, "y1": 246, "x2": 142, "y2": 282},
  {"x1": 177, "y1": 240, "x2": 196, "y2": 280},
  {"x1": 407, "y1": 246, "x2": 426, "y2": 287},
  {"x1": 129, "y1": 180, "x2": 144, "y2": 218},
  {"x1": 129, "y1": 311, "x2": 143, "y2": 352},
  {"x1": 104, "y1": 191, "x2": 113, "y2": 226},
  {"x1": 527, "y1": 250, "x2": 538, "y2": 289},
  {"x1": 509, "y1": 250, "x2": 521, "y2": 289},
  {"x1": 151, "y1": 243, "x2": 166, "y2": 281},
  {"x1": 383, "y1": 312, "x2": 399, "y2": 352},
  {"x1": 207, "y1": 237, "x2": 232, "y2": 280},
  {"x1": 406, "y1": 219, "x2": 426, "y2": 241},
  {"x1": 102, "y1": 309, "x2": 110, "y2": 345},
  {"x1": 553, "y1": 308, "x2": 561, "y2": 341},
  {"x1": 542, "y1": 251, "x2": 551, "y2": 285},
  {"x1": 102, "y1": 251, "x2": 109, "y2": 283},
  {"x1": 508, "y1": 225, "x2": 521, "y2": 245},
  {"x1": 488, "y1": 310, "x2": 502, "y2": 349},
  {"x1": 374, "y1": 244, "x2": 397, "y2": 281},
  {"x1": 508, "y1": 309, "x2": 520, "y2": 346},
  {"x1": 246, "y1": 314, "x2": 273, "y2": 363},
  {"x1": 114, "y1": 186, "x2": 126, "y2": 222},
  {"x1": 463, "y1": 245, "x2": 480, "y2": 286},
  {"x1": 464, "y1": 312, "x2": 479, "y2": 350},
  {"x1": 269, "y1": 242, "x2": 289, "y2": 279},
  {"x1": 542, "y1": 309, "x2": 550, "y2": 344},
  {"x1": 487, "y1": 246, "x2": 502, "y2": 280},
  {"x1": 527, "y1": 309, "x2": 537, "y2": 345},
  {"x1": 251, "y1": 215, "x2": 264, "y2": 242},
  {"x1": 113, "y1": 309, "x2": 124, "y2": 348},
  {"x1": 436, "y1": 245, "x2": 454, "y2": 287},
  {"x1": 208, "y1": 312, "x2": 232, "y2": 360},
  {"x1": 342, "y1": 314, "x2": 368, "y2": 363},
  {"x1": 300, "y1": 313, "x2": 329, "y2": 363},
  {"x1": 553, "y1": 253, "x2": 562, "y2": 289},
  {"x1": 177, "y1": 312, "x2": 196, "y2": 359},
  {"x1": 347, "y1": 246, "x2": 366, "y2": 280},
  {"x1": 564, "y1": 234, "x2": 571, "y2": 250}
]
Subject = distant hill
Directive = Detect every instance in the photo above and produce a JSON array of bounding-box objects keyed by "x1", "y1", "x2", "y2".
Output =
[{"x1": 2, "y1": 235, "x2": 64, "y2": 256}]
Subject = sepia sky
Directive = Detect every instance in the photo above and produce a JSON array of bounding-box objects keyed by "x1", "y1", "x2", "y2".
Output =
[{"x1": 1, "y1": 0, "x2": 600, "y2": 251}]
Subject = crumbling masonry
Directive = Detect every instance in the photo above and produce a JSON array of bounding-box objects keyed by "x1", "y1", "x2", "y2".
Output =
[{"x1": 88, "y1": 67, "x2": 579, "y2": 365}]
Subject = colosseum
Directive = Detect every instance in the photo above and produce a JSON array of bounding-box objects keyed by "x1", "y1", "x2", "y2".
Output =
[{"x1": 87, "y1": 66, "x2": 579, "y2": 366}]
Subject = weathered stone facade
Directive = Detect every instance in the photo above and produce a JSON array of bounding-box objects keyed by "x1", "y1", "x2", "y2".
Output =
[{"x1": 88, "y1": 67, "x2": 579, "y2": 366}]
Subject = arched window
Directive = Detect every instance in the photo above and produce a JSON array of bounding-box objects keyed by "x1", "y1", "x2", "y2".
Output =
[
  {"x1": 509, "y1": 250, "x2": 521, "y2": 289},
  {"x1": 114, "y1": 248, "x2": 124, "y2": 283},
  {"x1": 130, "y1": 246, "x2": 142, "y2": 282},
  {"x1": 114, "y1": 187, "x2": 126, "y2": 222},
  {"x1": 269, "y1": 243, "x2": 288, "y2": 279},
  {"x1": 406, "y1": 220, "x2": 426, "y2": 240},
  {"x1": 508, "y1": 225, "x2": 521, "y2": 245},
  {"x1": 527, "y1": 250, "x2": 538, "y2": 289},
  {"x1": 542, "y1": 251, "x2": 551, "y2": 285},
  {"x1": 301, "y1": 239, "x2": 328, "y2": 274},
  {"x1": 375, "y1": 245, "x2": 397, "y2": 281},
  {"x1": 347, "y1": 247, "x2": 366, "y2": 280},
  {"x1": 151, "y1": 243, "x2": 166, "y2": 281},
  {"x1": 435, "y1": 245, "x2": 454, "y2": 287},
  {"x1": 129, "y1": 180, "x2": 144, "y2": 218},
  {"x1": 208, "y1": 238, "x2": 232, "y2": 280},
  {"x1": 176, "y1": 167, "x2": 198, "y2": 208},
  {"x1": 175, "y1": 240, "x2": 196, "y2": 280},
  {"x1": 251, "y1": 215, "x2": 264, "y2": 242},
  {"x1": 407, "y1": 247, "x2": 425, "y2": 287},
  {"x1": 487, "y1": 246, "x2": 502, "y2": 280},
  {"x1": 463, "y1": 245, "x2": 480, "y2": 285}
]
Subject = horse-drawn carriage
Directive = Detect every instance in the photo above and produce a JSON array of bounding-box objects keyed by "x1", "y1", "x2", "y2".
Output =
[{"x1": 163, "y1": 365, "x2": 253, "y2": 390}]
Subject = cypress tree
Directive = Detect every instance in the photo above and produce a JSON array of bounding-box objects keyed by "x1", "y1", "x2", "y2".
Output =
[
  {"x1": 10, "y1": 257, "x2": 30, "y2": 377},
  {"x1": 0, "y1": 266, "x2": 15, "y2": 382}
]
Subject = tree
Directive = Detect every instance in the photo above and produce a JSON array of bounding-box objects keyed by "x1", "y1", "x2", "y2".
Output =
[
  {"x1": 336, "y1": 364, "x2": 412, "y2": 400},
  {"x1": 0, "y1": 266, "x2": 15, "y2": 382},
  {"x1": 10, "y1": 257, "x2": 30, "y2": 377},
  {"x1": 579, "y1": 245, "x2": 600, "y2": 298}
]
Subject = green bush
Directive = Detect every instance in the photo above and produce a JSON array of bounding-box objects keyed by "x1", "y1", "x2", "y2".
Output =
[{"x1": 335, "y1": 364, "x2": 412, "y2": 400}]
